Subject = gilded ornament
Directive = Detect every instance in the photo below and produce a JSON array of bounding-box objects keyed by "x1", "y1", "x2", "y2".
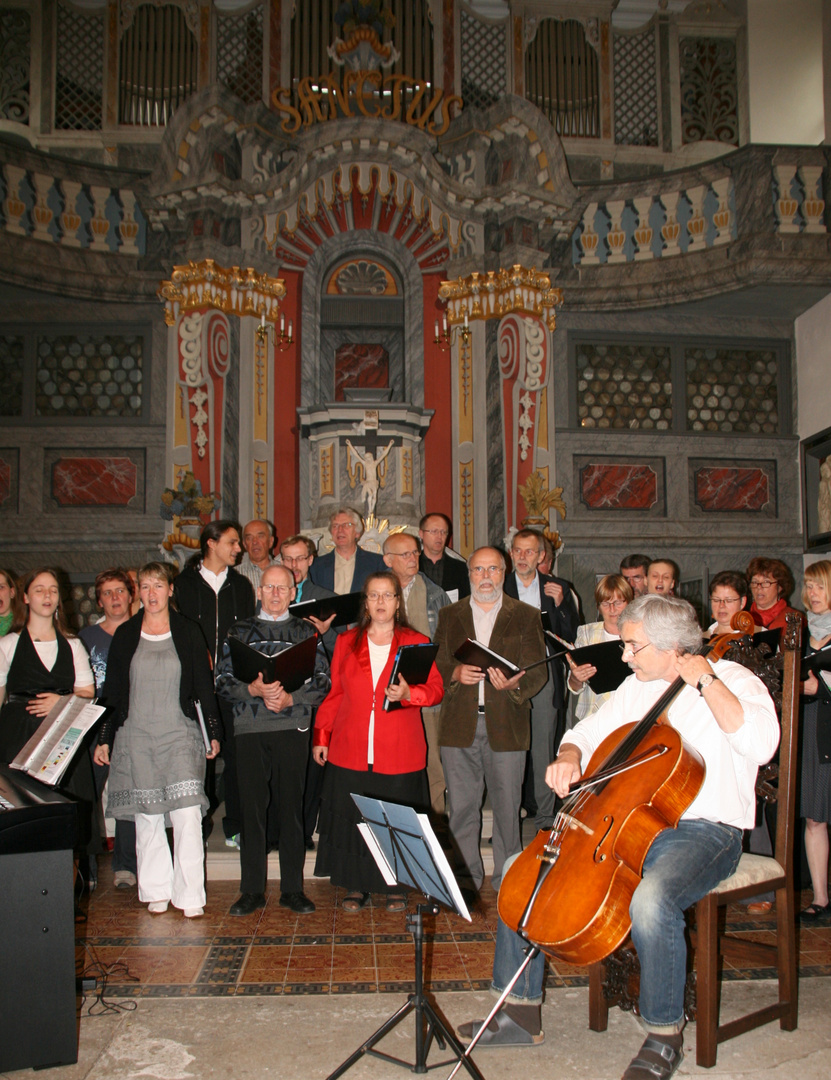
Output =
[{"x1": 517, "y1": 470, "x2": 567, "y2": 523}]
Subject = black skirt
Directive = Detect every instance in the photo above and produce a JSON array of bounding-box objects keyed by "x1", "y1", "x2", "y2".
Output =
[{"x1": 314, "y1": 762, "x2": 429, "y2": 894}]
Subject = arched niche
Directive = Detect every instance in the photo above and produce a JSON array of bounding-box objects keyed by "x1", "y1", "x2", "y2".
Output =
[
  {"x1": 299, "y1": 230, "x2": 426, "y2": 408},
  {"x1": 296, "y1": 230, "x2": 433, "y2": 531}
]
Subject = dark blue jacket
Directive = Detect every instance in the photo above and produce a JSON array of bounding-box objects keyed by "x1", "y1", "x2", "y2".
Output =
[{"x1": 307, "y1": 546, "x2": 385, "y2": 594}]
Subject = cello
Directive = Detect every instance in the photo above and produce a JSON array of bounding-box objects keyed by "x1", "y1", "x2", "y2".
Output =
[{"x1": 496, "y1": 615, "x2": 754, "y2": 967}]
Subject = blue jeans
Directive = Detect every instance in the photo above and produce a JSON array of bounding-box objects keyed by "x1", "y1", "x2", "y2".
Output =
[{"x1": 491, "y1": 821, "x2": 742, "y2": 1027}]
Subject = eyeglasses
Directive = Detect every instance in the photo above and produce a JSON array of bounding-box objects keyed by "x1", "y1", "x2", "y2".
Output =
[
  {"x1": 261, "y1": 584, "x2": 292, "y2": 594},
  {"x1": 389, "y1": 550, "x2": 418, "y2": 559},
  {"x1": 599, "y1": 599, "x2": 627, "y2": 609},
  {"x1": 422, "y1": 528, "x2": 448, "y2": 537},
  {"x1": 469, "y1": 565, "x2": 504, "y2": 577},
  {"x1": 619, "y1": 640, "x2": 652, "y2": 657},
  {"x1": 281, "y1": 554, "x2": 310, "y2": 565},
  {"x1": 100, "y1": 587, "x2": 129, "y2": 598},
  {"x1": 367, "y1": 591, "x2": 397, "y2": 601},
  {"x1": 711, "y1": 596, "x2": 742, "y2": 606},
  {"x1": 750, "y1": 579, "x2": 775, "y2": 589}
]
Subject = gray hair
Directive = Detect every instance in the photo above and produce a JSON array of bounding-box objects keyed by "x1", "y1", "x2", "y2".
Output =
[
  {"x1": 619, "y1": 594, "x2": 702, "y2": 655},
  {"x1": 328, "y1": 506, "x2": 364, "y2": 537},
  {"x1": 466, "y1": 547, "x2": 507, "y2": 572}
]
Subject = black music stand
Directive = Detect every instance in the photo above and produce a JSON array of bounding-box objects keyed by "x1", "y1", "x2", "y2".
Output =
[{"x1": 325, "y1": 796, "x2": 483, "y2": 1080}]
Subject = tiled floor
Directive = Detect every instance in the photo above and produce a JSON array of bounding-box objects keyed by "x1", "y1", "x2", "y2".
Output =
[{"x1": 75, "y1": 860, "x2": 831, "y2": 999}]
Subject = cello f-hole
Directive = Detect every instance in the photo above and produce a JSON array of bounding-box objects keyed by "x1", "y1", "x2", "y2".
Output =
[{"x1": 593, "y1": 816, "x2": 614, "y2": 863}]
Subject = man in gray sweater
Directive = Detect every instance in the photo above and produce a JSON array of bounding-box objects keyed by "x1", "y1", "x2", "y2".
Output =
[{"x1": 216, "y1": 565, "x2": 331, "y2": 917}]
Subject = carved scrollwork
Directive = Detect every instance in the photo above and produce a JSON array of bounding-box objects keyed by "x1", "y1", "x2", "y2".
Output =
[
  {"x1": 0, "y1": 9, "x2": 30, "y2": 124},
  {"x1": 120, "y1": 0, "x2": 200, "y2": 37}
]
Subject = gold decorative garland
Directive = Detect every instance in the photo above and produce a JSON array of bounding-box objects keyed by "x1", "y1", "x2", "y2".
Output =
[
  {"x1": 158, "y1": 259, "x2": 286, "y2": 326},
  {"x1": 438, "y1": 264, "x2": 563, "y2": 332}
]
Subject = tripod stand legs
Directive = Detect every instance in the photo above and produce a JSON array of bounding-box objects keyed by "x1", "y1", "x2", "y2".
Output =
[{"x1": 325, "y1": 992, "x2": 485, "y2": 1080}]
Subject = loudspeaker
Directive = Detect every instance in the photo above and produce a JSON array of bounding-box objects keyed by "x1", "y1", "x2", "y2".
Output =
[{"x1": 0, "y1": 848, "x2": 78, "y2": 1072}]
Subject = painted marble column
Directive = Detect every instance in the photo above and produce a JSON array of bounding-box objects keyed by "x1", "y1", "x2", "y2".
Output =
[
  {"x1": 175, "y1": 309, "x2": 231, "y2": 509},
  {"x1": 498, "y1": 313, "x2": 550, "y2": 532}
]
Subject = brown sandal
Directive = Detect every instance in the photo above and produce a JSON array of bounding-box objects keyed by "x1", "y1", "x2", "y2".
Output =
[{"x1": 342, "y1": 892, "x2": 370, "y2": 912}]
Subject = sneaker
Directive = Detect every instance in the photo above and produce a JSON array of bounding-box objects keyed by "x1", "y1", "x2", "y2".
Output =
[
  {"x1": 184, "y1": 907, "x2": 204, "y2": 918},
  {"x1": 113, "y1": 870, "x2": 137, "y2": 889},
  {"x1": 148, "y1": 900, "x2": 169, "y2": 914},
  {"x1": 225, "y1": 834, "x2": 241, "y2": 850}
]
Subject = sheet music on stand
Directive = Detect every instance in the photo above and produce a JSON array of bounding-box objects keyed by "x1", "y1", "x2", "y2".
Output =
[{"x1": 352, "y1": 795, "x2": 471, "y2": 921}]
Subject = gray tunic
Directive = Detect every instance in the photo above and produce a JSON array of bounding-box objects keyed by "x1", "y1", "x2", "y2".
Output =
[{"x1": 106, "y1": 634, "x2": 207, "y2": 819}]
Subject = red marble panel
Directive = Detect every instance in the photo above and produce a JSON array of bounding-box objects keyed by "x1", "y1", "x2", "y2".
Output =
[
  {"x1": 695, "y1": 467, "x2": 770, "y2": 512},
  {"x1": 51, "y1": 457, "x2": 137, "y2": 507},
  {"x1": 581, "y1": 464, "x2": 658, "y2": 510},
  {"x1": 0, "y1": 457, "x2": 10, "y2": 506},
  {"x1": 334, "y1": 344, "x2": 389, "y2": 401}
]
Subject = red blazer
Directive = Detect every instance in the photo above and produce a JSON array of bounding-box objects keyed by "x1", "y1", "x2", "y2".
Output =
[{"x1": 313, "y1": 626, "x2": 444, "y2": 775}]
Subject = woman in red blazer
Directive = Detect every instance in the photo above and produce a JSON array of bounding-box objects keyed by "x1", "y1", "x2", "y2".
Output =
[{"x1": 313, "y1": 571, "x2": 443, "y2": 911}]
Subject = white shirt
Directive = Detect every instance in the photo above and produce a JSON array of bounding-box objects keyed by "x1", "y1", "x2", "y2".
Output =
[
  {"x1": 560, "y1": 657, "x2": 779, "y2": 829},
  {"x1": 471, "y1": 593, "x2": 503, "y2": 707},
  {"x1": 515, "y1": 573, "x2": 541, "y2": 610},
  {"x1": 0, "y1": 633, "x2": 95, "y2": 689},
  {"x1": 199, "y1": 565, "x2": 228, "y2": 594},
  {"x1": 366, "y1": 639, "x2": 391, "y2": 765}
]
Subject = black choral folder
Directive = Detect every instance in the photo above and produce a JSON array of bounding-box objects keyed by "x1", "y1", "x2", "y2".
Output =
[
  {"x1": 227, "y1": 633, "x2": 318, "y2": 692},
  {"x1": 383, "y1": 643, "x2": 439, "y2": 712},
  {"x1": 568, "y1": 639, "x2": 631, "y2": 695},
  {"x1": 289, "y1": 591, "x2": 362, "y2": 628}
]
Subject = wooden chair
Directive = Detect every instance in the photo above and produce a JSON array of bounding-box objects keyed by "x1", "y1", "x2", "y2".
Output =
[{"x1": 588, "y1": 612, "x2": 802, "y2": 1068}]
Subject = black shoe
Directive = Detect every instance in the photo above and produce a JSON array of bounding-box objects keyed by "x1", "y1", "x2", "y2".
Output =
[
  {"x1": 304, "y1": 837, "x2": 316, "y2": 850},
  {"x1": 279, "y1": 892, "x2": 315, "y2": 914},
  {"x1": 229, "y1": 892, "x2": 266, "y2": 917},
  {"x1": 460, "y1": 887, "x2": 479, "y2": 909}
]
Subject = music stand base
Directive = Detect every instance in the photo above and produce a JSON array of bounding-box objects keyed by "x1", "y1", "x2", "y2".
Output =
[{"x1": 325, "y1": 905, "x2": 485, "y2": 1080}]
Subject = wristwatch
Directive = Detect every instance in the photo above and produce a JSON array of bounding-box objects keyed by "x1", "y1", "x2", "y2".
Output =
[{"x1": 697, "y1": 671, "x2": 718, "y2": 694}]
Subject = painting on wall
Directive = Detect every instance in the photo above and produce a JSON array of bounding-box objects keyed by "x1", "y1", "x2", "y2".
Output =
[
  {"x1": 801, "y1": 424, "x2": 831, "y2": 553},
  {"x1": 334, "y1": 343, "x2": 390, "y2": 401}
]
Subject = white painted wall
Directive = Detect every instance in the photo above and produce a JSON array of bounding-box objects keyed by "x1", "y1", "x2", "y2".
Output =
[
  {"x1": 796, "y1": 292, "x2": 831, "y2": 440},
  {"x1": 747, "y1": 0, "x2": 825, "y2": 144},
  {"x1": 795, "y1": 292, "x2": 831, "y2": 565}
]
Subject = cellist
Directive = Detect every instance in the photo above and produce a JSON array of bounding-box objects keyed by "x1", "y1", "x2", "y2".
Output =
[{"x1": 458, "y1": 595, "x2": 779, "y2": 1080}]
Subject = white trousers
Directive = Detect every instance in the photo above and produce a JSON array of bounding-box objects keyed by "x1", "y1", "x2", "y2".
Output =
[{"x1": 135, "y1": 806, "x2": 206, "y2": 910}]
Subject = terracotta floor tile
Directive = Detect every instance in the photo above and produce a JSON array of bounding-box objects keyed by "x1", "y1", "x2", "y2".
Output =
[
  {"x1": 286, "y1": 944, "x2": 333, "y2": 972},
  {"x1": 147, "y1": 946, "x2": 210, "y2": 984},
  {"x1": 331, "y1": 968, "x2": 379, "y2": 984},
  {"x1": 331, "y1": 943, "x2": 375, "y2": 966},
  {"x1": 76, "y1": 863, "x2": 831, "y2": 997},
  {"x1": 241, "y1": 945, "x2": 292, "y2": 983}
]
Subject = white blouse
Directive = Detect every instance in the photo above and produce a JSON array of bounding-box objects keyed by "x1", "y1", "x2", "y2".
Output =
[{"x1": 0, "y1": 632, "x2": 95, "y2": 689}]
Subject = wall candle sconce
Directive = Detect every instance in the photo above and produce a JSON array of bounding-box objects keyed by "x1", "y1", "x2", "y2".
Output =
[
  {"x1": 434, "y1": 310, "x2": 470, "y2": 352},
  {"x1": 256, "y1": 311, "x2": 294, "y2": 351}
]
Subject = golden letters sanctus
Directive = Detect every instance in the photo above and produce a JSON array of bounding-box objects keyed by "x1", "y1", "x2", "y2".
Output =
[{"x1": 272, "y1": 72, "x2": 463, "y2": 136}]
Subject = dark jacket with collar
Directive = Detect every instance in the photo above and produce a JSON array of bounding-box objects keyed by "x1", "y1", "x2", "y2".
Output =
[
  {"x1": 419, "y1": 550, "x2": 471, "y2": 598},
  {"x1": 434, "y1": 593, "x2": 548, "y2": 752},
  {"x1": 173, "y1": 562, "x2": 255, "y2": 666},
  {"x1": 307, "y1": 546, "x2": 385, "y2": 593},
  {"x1": 97, "y1": 609, "x2": 221, "y2": 748},
  {"x1": 504, "y1": 570, "x2": 578, "y2": 711}
]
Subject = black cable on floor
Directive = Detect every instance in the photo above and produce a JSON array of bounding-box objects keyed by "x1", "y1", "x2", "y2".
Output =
[{"x1": 77, "y1": 939, "x2": 139, "y2": 1016}]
